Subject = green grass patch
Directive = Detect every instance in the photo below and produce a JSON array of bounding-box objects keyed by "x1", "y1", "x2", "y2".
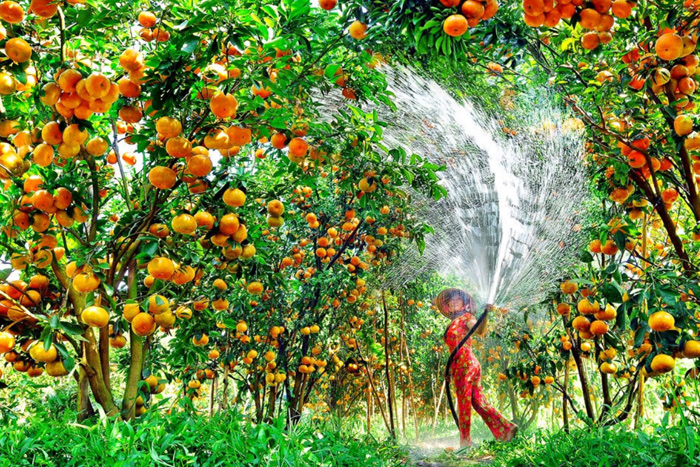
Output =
[
  {"x1": 0, "y1": 410, "x2": 407, "y2": 467},
  {"x1": 470, "y1": 424, "x2": 700, "y2": 467}
]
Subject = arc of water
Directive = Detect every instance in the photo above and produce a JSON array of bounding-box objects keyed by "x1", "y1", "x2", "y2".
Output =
[{"x1": 318, "y1": 65, "x2": 589, "y2": 310}]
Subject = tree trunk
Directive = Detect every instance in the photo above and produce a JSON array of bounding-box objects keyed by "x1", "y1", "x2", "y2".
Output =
[
  {"x1": 83, "y1": 329, "x2": 119, "y2": 416},
  {"x1": 122, "y1": 267, "x2": 143, "y2": 420},
  {"x1": 366, "y1": 386, "x2": 372, "y2": 434},
  {"x1": 433, "y1": 379, "x2": 446, "y2": 431},
  {"x1": 75, "y1": 365, "x2": 93, "y2": 422},
  {"x1": 99, "y1": 325, "x2": 110, "y2": 393},
  {"x1": 209, "y1": 374, "x2": 218, "y2": 418},
  {"x1": 563, "y1": 360, "x2": 570, "y2": 432},
  {"x1": 565, "y1": 316, "x2": 595, "y2": 420},
  {"x1": 382, "y1": 291, "x2": 395, "y2": 438},
  {"x1": 634, "y1": 373, "x2": 644, "y2": 428},
  {"x1": 401, "y1": 373, "x2": 407, "y2": 437}
]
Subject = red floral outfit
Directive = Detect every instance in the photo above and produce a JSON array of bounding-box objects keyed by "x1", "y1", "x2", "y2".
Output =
[{"x1": 444, "y1": 312, "x2": 516, "y2": 446}]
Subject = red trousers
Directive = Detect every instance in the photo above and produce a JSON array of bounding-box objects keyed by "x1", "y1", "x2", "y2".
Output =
[
  {"x1": 453, "y1": 364, "x2": 515, "y2": 445},
  {"x1": 445, "y1": 313, "x2": 515, "y2": 445}
]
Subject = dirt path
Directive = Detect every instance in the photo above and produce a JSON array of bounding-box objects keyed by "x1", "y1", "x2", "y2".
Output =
[{"x1": 407, "y1": 434, "x2": 494, "y2": 466}]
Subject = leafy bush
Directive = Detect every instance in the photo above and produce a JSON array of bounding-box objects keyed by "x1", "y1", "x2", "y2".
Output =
[
  {"x1": 476, "y1": 424, "x2": 700, "y2": 467},
  {"x1": 0, "y1": 410, "x2": 407, "y2": 467}
]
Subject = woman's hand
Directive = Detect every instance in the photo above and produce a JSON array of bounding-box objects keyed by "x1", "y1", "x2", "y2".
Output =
[{"x1": 465, "y1": 315, "x2": 477, "y2": 331}]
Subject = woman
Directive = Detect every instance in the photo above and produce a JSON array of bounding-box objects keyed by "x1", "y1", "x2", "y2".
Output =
[{"x1": 436, "y1": 288, "x2": 517, "y2": 448}]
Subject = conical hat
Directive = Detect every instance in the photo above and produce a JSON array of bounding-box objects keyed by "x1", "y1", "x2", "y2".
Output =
[{"x1": 434, "y1": 288, "x2": 475, "y2": 319}]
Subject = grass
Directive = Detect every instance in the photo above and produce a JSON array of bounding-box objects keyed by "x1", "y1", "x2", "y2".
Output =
[
  {"x1": 469, "y1": 423, "x2": 700, "y2": 467},
  {"x1": 0, "y1": 409, "x2": 408, "y2": 467}
]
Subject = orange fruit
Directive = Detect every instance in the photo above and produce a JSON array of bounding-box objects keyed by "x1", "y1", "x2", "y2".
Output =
[
  {"x1": 192, "y1": 334, "x2": 209, "y2": 346},
  {"x1": 589, "y1": 320, "x2": 609, "y2": 336},
  {"x1": 148, "y1": 166, "x2": 177, "y2": 189},
  {"x1": 132, "y1": 312, "x2": 156, "y2": 336},
  {"x1": 648, "y1": 311, "x2": 674, "y2": 332},
  {"x1": 595, "y1": 304, "x2": 617, "y2": 321},
  {"x1": 148, "y1": 257, "x2": 175, "y2": 280},
  {"x1": 227, "y1": 125, "x2": 252, "y2": 146},
  {"x1": 187, "y1": 154, "x2": 212, "y2": 177},
  {"x1": 348, "y1": 20, "x2": 367, "y2": 40},
  {"x1": 523, "y1": 12, "x2": 545, "y2": 27},
  {"x1": 650, "y1": 354, "x2": 675, "y2": 373},
  {"x1": 656, "y1": 33, "x2": 684, "y2": 61},
  {"x1": 194, "y1": 211, "x2": 215, "y2": 229},
  {"x1": 483, "y1": 0, "x2": 499, "y2": 20},
  {"x1": 155, "y1": 116, "x2": 182, "y2": 138},
  {"x1": 119, "y1": 105, "x2": 143, "y2": 124},
  {"x1": 172, "y1": 213, "x2": 197, "y2": 235},
  {"x1": 579, "y1": 9, "x2": 601, "y2": 29},
  {"x1": 148, "y1": 294, "x2": 170, "y2": 314},
  {"x1": 210, "y1": 92, "x2": 238, "y2": 118},
  {"x1": 57, "y1": 69, "x2": 83, "y2": 93},
  {"x1": 29, "y1": 343, "x2": 58, "y2": 363},
  {"x1": 523, "y1": 0, "x2": 545, "y2": 16},
  {"x1": 270, "y1": 132, "x2": 287, "y2": 149},
  {"x1": 138, "y1": 11, "x2": 157, "y2": 27},
  {"x1": 560, "y1": 281, "x2": 578, "y2": 294},
  {"x1": 53, "y1": 187, "x2": 72, "y2": 209},
  {"x1": 119, "y1": 48, "x2": 144, "y2": 71},
  {"x1": 611, "y1": 0, "x2": 632, "y2": 18},
  {"x1": 443, "y1": 14, "x2": 468, "y2": 37},
  {"x1": 267, "y1": 200, "x2": 284, "y2": 216},
  {"x1": 572, "y1": 316, "x2": 591, "y2": 332},
  {"x1": 82, "y1": 305, "x2": 109, "y2": 328},
  {"x1": 682, "y1": 340, "x2": 700, "y2": 358},
  {"x1": 581, "y1": 32, "x2": 600, "y2": 50},
  {"x1": 247, "y1": 281, "x2": 263, "y2": 295},
  {"x1": 85, "y1": 73, "x2": 111, "y2": 99},
  {"x1": 123, "y1": 303, "x2": 140, "y2": 322},
  {"x1": 63, "y1": 123, "x2": 88, "y2": 146},
  {"x1": 72, "y1": 272, "x2": 100, "y2": 292},
  {"x1": 288, "y1": 138, "x2": 309, "y2": 158},
  {"x1": 223, "y1": 188, "x2": 246, "y2": 207},
  {"x1": 0, "y1": 331, "x2": 15, "y2": 353},
  {"x1": 461, "y1": 0, "x2": 485, "y2": 18},
  {"x1": 86, "y1": 137, "x2": 109, "y2": 156},
  {"x1": 0, "y1": 71, "x2": 16, "y2": 95},
  {"x1": 577, "y1": 298, "x2": 599, "y2": 314},
  {"x1": 0, "y1": 1, "x2": 24, "y2": 24},
  {"x1": 319, "y1": 0, "x2": 336, "y2": 9},
  {"x1": 165, "y1": 136, "x2": 192, "y2": 158},
  {"x1": 544, "y1": 10, "x2": 561, "y2": 27},
  {"x1": 591, "y1": 0, "x2": 612, "y2": 14},
  {"x1": 556, "y1": 303, "x2": 571, "y2": 315},
  {"x1": 29, "y1": 0, "x2": 57, "y2": 19},
  {"x1": 219, "y1": 213, "x2": 240, "y2": 235},
  {"x1": 118, "y1": 77, "x2": 141, "y2": 98}
]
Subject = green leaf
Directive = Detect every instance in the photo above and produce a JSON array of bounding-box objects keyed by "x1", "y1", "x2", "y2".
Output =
[{"x1": 323, "y1": 64, "x2": 341, "y2": 80}]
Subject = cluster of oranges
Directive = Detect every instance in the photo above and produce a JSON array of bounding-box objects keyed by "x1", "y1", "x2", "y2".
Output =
[
  {"x1": 121, "y1": 294, "x2": 177, "y2": 338},
  {"x1": 0, "y1": 1, "x2": 44, "y2": 96},
  {"x1": 12, "y1": 172, "x2": 89, "y2": 236},
  {"x1": 521, "y1": 0, "x2": 636, "y2": 50},
  {"x1": 43, "y1": 68, "x2": 120, "y2": 121},
  {"x1": 620, "y1": 31, "x2": 698, "y2": 107},
  {"x1": 559, "y1": 279, "x2": 700, "y2": 378},
  {"x1": 441, "y1": 0, "x2": 499, "y2": 38},
  {"x1": 135, "y1": 10, "x2": 170, "y2": 42}
]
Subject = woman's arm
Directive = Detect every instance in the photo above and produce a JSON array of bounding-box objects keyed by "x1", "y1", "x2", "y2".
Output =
[{"x1": 465, "y1": 310, "x2": 489, "y2": 337}]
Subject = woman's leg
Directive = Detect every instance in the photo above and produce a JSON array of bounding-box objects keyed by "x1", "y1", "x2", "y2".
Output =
[
  {"x1": 454, "y1": 371, "x2": 474, "y2": 447},
  {"x1": 471, "y1": 376, "x2": 517, "y2": 441}
]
